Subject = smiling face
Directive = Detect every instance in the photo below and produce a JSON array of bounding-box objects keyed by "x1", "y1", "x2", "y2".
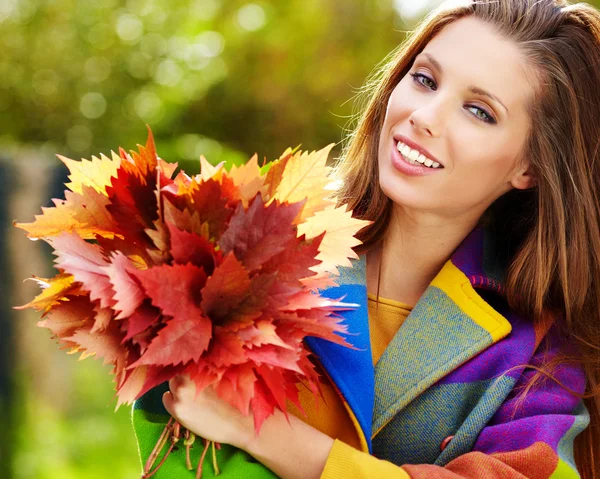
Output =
[{"x1": 378, "y1": 16, "x2": 538, "y2": 221}]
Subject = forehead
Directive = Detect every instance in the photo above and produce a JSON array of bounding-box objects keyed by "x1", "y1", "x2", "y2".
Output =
[{"x1": 419, "y1": 16, "x2": 537, "y2": 111}]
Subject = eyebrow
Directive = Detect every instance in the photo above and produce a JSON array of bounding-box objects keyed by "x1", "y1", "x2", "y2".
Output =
[{"x1": 416, "y1": 52, "x2": 509, "y2": 114}]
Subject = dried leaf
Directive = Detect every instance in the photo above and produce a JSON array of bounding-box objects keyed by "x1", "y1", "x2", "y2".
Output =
[
  {"x1": 14, "y1": 185, "x2": 121, "y2": 240},
  {"x1": 269, "y1": 145, "x2": 336, "y2": 220},
  {"x1": 59, "y1": 151, "x2": 121, "y2": 196},
  {"x1": 297, "y1": 205, "x2": 370, "y2": 274}
]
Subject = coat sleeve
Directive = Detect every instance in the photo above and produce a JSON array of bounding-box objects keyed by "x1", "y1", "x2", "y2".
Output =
[{"x1": 321, "y1": 349, "x2": 590, "y2": 479}]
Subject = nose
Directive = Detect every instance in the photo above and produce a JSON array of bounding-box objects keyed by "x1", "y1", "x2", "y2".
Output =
[
  {"x1": 409, "y1": 115, "x2": 433, "y2": 137},
  {"x1": 408, "y1": 99, "x2": 445, "y2": 137}
]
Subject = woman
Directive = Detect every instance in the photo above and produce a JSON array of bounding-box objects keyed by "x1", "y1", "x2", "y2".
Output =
[{"x1": 133, "y1": 0, "x2": 600, "y2": 477}]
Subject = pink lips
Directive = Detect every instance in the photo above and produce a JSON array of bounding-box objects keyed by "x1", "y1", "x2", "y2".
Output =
[
  {"x1": 391, "y1": 139, "x2": 443, "y2": 177},
  {"x1": 394, "y1": 135, "x2": 442, "y2": 167}
]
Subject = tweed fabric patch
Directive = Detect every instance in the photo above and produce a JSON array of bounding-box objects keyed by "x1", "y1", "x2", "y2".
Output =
[
  {"x1": 373, "y1": 286, "x2": 494, "y2": 434},
  {"x1": 372, "y1": 377, "x2": 513, "y2": 466}
]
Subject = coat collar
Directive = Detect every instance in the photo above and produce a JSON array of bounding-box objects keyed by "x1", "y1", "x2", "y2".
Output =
[{"x1": 305, "y1": 227, "x2": 513, "y2": 451}]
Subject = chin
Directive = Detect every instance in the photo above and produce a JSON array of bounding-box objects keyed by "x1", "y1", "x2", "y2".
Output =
[{"x1": 379, "y1": 176, "x2": 429, "y2": 211}]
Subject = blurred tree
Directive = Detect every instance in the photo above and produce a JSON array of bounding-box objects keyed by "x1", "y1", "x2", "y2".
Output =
[
  {"x1": 2, "y1": 1, "x2": 410, "y2": 478},
  {"x1": 0, "y1": 0, "x2": 404, "y2": 168}
]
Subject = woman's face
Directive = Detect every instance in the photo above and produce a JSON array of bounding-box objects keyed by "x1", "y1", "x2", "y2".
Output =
[{"x1": 378, "y1": 16, "x2": 537, "y2": 220}]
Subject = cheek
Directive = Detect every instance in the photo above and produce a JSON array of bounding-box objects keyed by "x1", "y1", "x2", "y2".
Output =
[{"x1": 383, "y1": 80, "x2": 412, "y2": 124}]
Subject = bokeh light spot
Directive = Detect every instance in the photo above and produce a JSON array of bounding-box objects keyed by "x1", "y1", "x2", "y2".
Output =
[
  {"x1": 189, "y1": 0, "x2": 221, "y2": 21},
  {"x1": 32, "y1": 69, "x2": 59, "y2": 96},
  {"x1": 237, "y1": 4, "x2": 266, "y2": 32},
  {"x1": 80, "y1": 92, "x2": 107, "y2": 119},
  {"x1": 84, "y1": 57, "x2": 112, "y2": 83},
  {"x1": 140, "y1": 33, "x2": 167, "y2": 58},
  {"x1": 126, "y1": 52, "x2": 152, "y2": 79},
  {"x1": 153, "y1": 59, "x2": 183, "y2": 87},
  {"x1": 86, "y1": 23, "x2": 115, "y2": 50},
  {"x1": 194, "y1": 31, "x2": 224, "y2": 58},
  {"x1": 67, "y1": 124, "x2": 93, "y2": 153},
  {"x1": 176, "y1": 134, "x2": 223, "y2": 161},
  {"x1": 134, "y1": 90, "x2": 163, "y2": 122},
  {"x1": 116, "y1": 13, "x2": 144, "y2": 43}
]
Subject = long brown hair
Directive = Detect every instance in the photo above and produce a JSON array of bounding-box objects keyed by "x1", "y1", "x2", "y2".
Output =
[{"x1": 332, "y1": 0, "x2": 600, "y2": 476}]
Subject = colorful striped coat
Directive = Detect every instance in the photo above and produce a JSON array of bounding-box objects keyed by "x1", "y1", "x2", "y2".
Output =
[{"x1": 132, "y1": 226, "x2": 590, "y2": 477}]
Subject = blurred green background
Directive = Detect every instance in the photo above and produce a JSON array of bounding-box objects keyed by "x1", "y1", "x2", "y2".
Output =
[{"x1": 3, "y1": 0, "x2": 595, "y2": 478}]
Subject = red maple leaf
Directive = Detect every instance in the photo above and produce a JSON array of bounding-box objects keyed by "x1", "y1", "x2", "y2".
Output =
[
  {"x1": 219, "y1": 194, "x2": 304, "y2": 272},
  {"x1": 132, "y1": 263, "x2": 212, "y2": 365},
  {"x1": 200, "y1": 253, "x2": 251, "y2": 320},
  {"x1": 166, "y1": 222, "x2": 218, "y2": 274}
]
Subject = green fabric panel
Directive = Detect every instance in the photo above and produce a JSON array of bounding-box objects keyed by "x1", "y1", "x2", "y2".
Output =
[
  {"x1": 373, "y1": 377, "x2": 513, "y2": 466},
  {"x1": 373, "y1": 286, "x2": 493, "y2": 433},
  {"x1": 550, "y1": 459, "x2": 581, "y2": 479}
]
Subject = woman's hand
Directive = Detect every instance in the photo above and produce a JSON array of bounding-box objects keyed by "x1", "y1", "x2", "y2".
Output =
[
  {"x1": 162, "y1": 374, "x2": 335, "y2": 479},
  {"x1": 162, "y1": 374, "x2": 254, "y2": 450}
]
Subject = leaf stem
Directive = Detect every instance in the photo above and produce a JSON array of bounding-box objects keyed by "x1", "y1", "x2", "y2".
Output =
[
  {"x1": 142, "y1": 417, "x2": 174, "y2": 477},
  {"x1": 196, "y1": 438, "x2": 210, "y2": 479},
  {"x1": 212, "y1": 441, "x2": 220, "y2": 475},
  {"x1": 144, "y1": 420, "x2": 182, "y2": 478},
  {"x1": 184, "y1": 429, "x2": 196, "y2": 470}
]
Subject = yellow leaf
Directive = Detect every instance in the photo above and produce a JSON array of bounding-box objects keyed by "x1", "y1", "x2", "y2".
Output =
[
  {"x1": 297, "y1": 205, "x2": 371, "y2": 275},
  {"x1": 15, "y1": 273, "x2": 79, "y2": 312},
  {"x1": 227, "y1": 154, "x2": 265, "y2": 207},
  {"x1": 199, "y1": 155, "x2": 225, "y2": 181},
  {"x1": 58, "y1": 151, "x2": 121, "y2": 196},
  {"x1": 269, "y1": 144, "x2": 337, "y2": 220},
  {"x1": 14, "y1": 185, "x2": 122, "y2": 240}
]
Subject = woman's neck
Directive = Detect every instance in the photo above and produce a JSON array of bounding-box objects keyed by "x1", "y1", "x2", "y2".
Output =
[{"x1": 366, "y1": 206, "x2": 478, "y2": 306}]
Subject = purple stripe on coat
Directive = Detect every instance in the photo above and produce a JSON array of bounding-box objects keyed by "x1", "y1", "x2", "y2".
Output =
[
  {"x1": 473, "y1": 414, "x2": 575, "y2": 454},
  {"x1": 449, "y1": 227, "x2": 485, "y2": 279},
  {"x1": 438, "y1": 311, "x2": 535, "y2": 385}
]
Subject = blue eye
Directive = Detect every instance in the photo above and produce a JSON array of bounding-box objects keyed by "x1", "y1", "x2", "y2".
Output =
[{"x1": 408, "y1": 72, "x2": 497, "y2": 125}]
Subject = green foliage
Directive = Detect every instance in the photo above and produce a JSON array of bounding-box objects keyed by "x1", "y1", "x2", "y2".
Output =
[
  {"x1": 0, "y1": 0, "x2": 403, "y2": 166},
  {"x1": 3, "y1": 1, "x2": 409, "y2": 477},
  {"x1": 12, "y1": 359, "x2": 139, "y2": 479}
]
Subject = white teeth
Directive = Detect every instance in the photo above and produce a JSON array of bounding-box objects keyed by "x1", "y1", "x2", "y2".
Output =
[
  {"x1": 408, "y1": 149, "x2": 420, "y2": 161},
  {"x1": 396, "y1": 141, "x2": 441, "y2": 169}
]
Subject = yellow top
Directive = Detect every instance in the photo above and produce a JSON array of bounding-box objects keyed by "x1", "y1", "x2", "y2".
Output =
[
  {"x1": 367, "y1": 292, "x2": 413, "y2": 365},
  {"x1": 287, "y1": 293, "x2": 413, "y2": 455}
]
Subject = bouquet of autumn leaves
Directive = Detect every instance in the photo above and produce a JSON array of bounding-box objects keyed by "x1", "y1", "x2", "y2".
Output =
[{"x1": 14, "y1": 128, "x2": 369, "y2": 478}]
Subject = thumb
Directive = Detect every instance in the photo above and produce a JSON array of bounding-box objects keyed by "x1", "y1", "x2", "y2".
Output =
[{"x1": 162, "y1": 391, "x2": 175, "y2": 415}]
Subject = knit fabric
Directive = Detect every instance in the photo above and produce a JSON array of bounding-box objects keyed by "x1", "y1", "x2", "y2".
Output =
[{"x1": 367, "y1": 293, "x2": 412, "y2": 365}]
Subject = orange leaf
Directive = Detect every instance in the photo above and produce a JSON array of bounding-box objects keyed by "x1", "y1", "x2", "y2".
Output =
[
  {"x1": 15, "y1": 273, "x2": 80, "y2": 312},
  {"x1": 14, "y1": 185, "x2": 121, "y2": 240},
  {"x1": 227, "y1": 154, "x2": 265, "y2": 207}
]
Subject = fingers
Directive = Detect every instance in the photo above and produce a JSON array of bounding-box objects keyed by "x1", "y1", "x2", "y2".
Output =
[
  {"x1": 162, "y1": 391, "x2": 174, "y2": 415},
  {"x1": 168, "y1": 374, "x2": 196, "y2": 402}
]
